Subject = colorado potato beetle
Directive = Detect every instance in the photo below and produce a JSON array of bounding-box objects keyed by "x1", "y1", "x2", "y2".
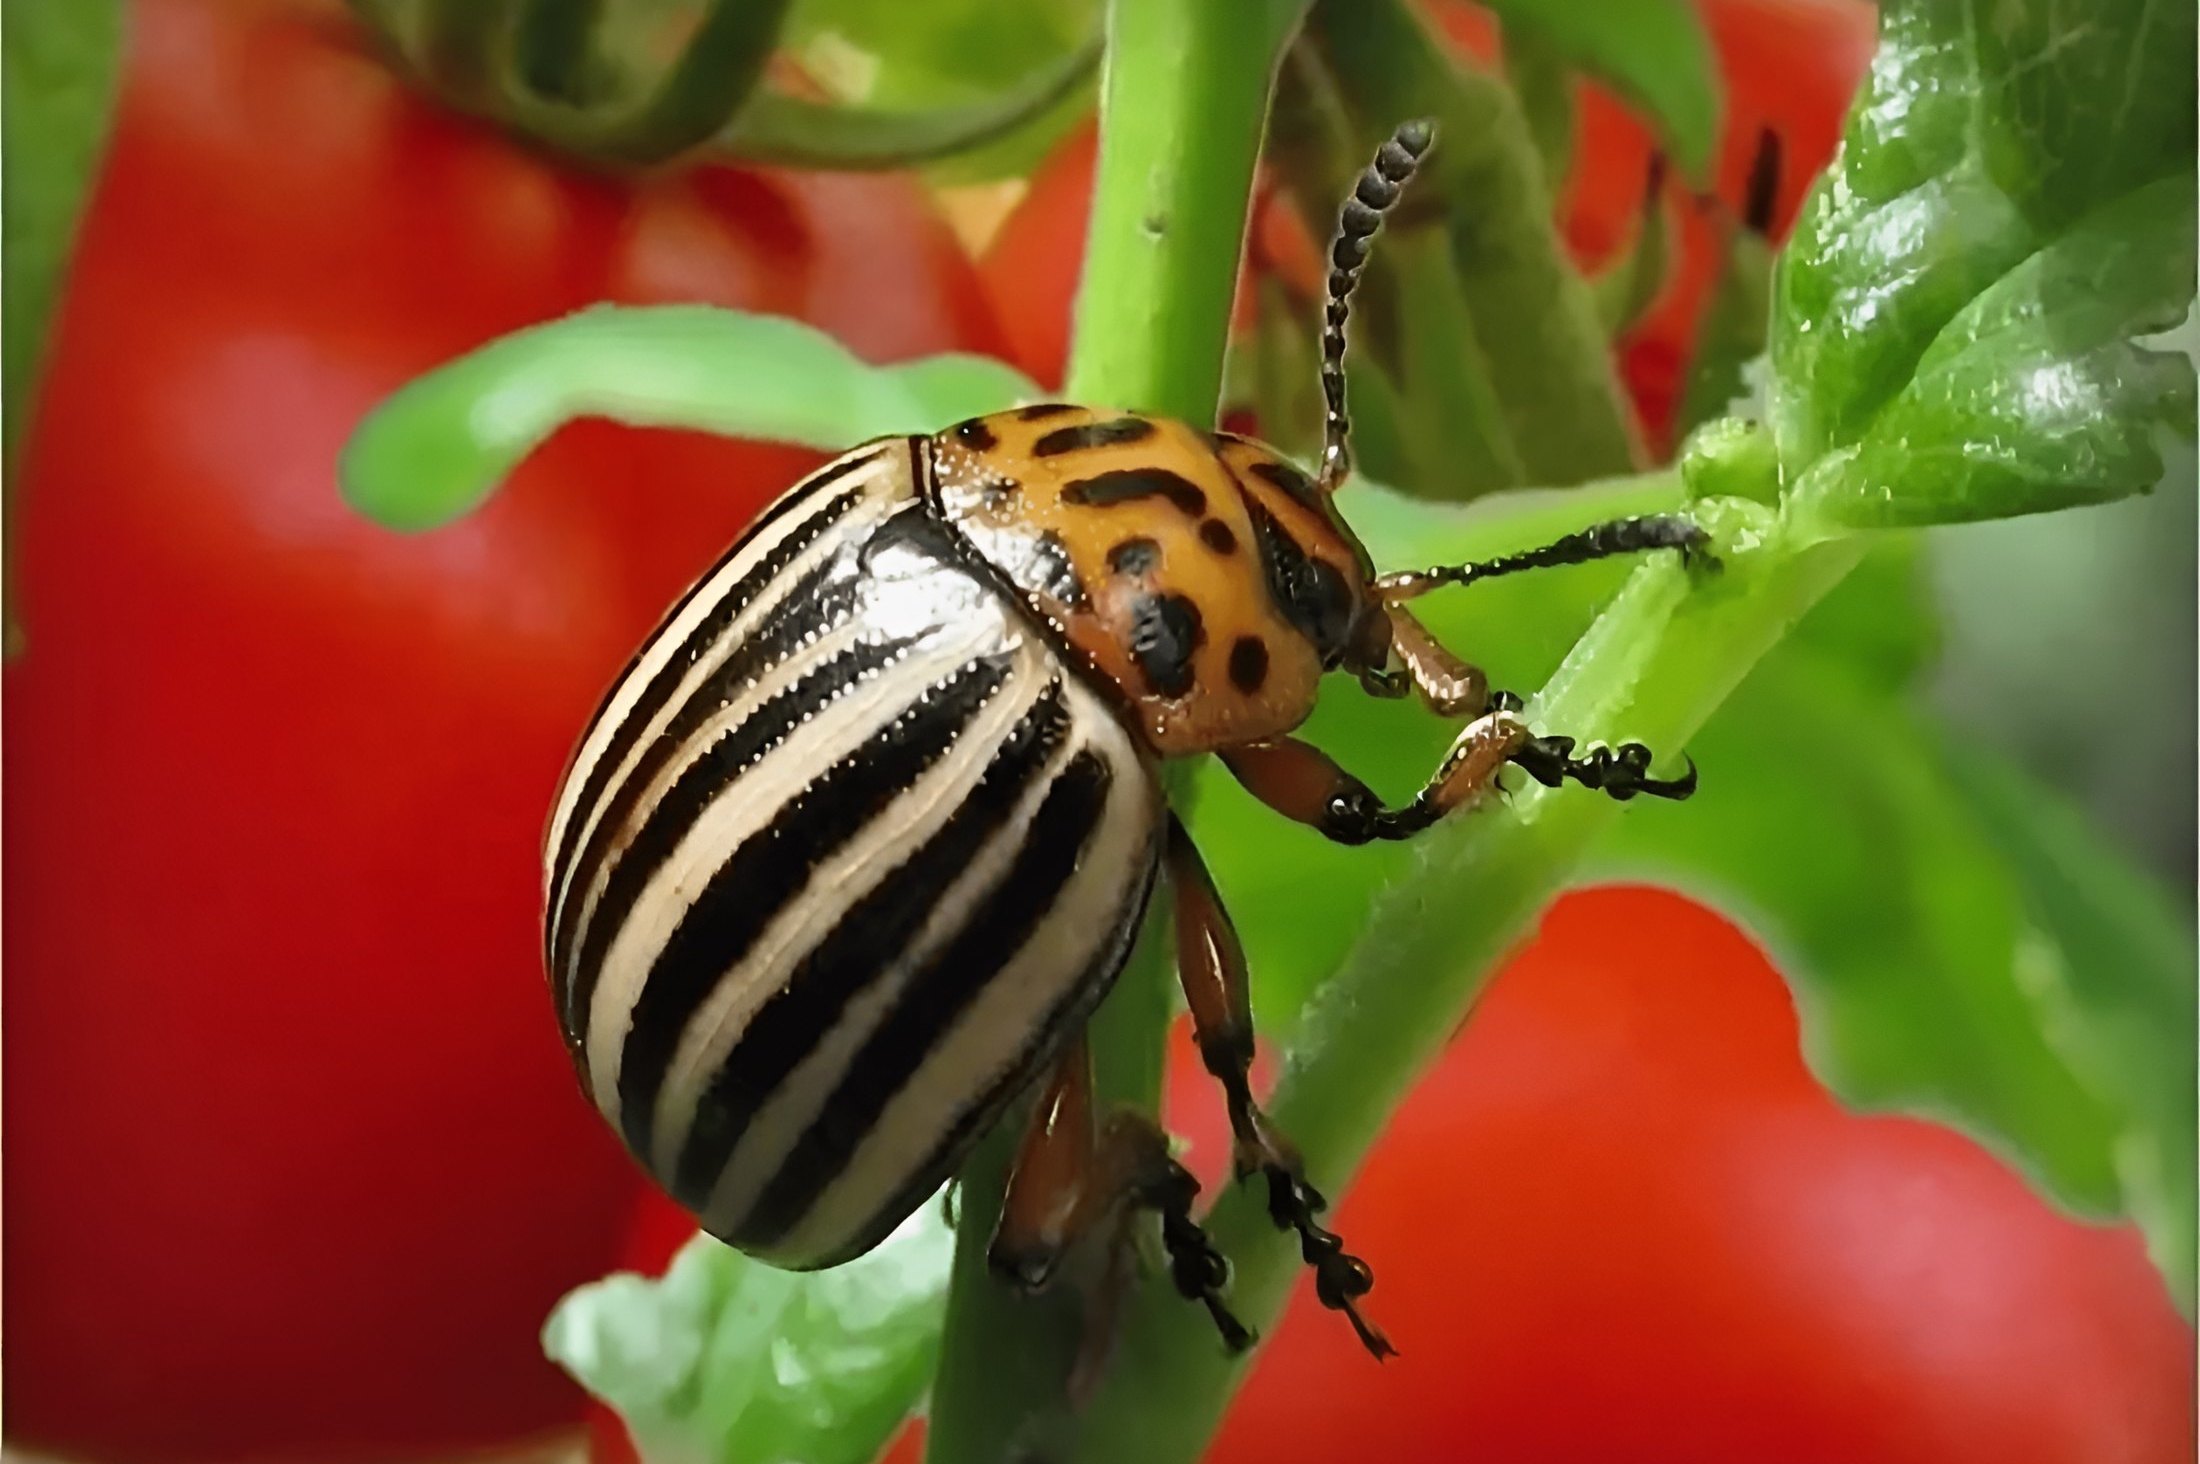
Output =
[{"x1": 544, "y1": 120, "x2": 1705, "y2": 1358}]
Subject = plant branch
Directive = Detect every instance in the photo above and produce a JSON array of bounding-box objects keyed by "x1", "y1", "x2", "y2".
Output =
[{"x1": 923, "y1": 3, "x2": 1308, "y2": 1461}]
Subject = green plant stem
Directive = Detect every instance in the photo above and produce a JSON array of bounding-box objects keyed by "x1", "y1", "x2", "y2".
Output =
[
  {"x1": 923, "y1": 4, "x2": 1307, "y2": 1461},
  {"x1": 1061, "y1": 0, "x2": 1311, "y2": 418},
  {"x1": 1064, "y1": 514, "x2": 1868, "y2": 1463}
]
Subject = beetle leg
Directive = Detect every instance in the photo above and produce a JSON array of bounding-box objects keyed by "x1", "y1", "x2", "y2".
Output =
[
  {"x1": 988, "y1": 1031, "x2": 1252, "y2": 1354},
  {"x1": 1374, "y1": 514, "x2": 1713, "y2": 602},
  {"x1": 1220, "y1": 700, "x2": 1535, "y2": 845},
  {"x1": 1167, "y1": 816, "x2": 1394, "y2": 1359},
  {"x1": 1385, "y1": 603, "x2": 1490, "y2": 716}
]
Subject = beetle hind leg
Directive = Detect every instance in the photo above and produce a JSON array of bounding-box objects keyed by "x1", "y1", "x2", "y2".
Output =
[
  {"x1": 1167, "y1": 815, "x2": 1396, "y2": 1359},
  {"x1": 988, "y1": 1031, "x2": 1252, "y2": 1355}
]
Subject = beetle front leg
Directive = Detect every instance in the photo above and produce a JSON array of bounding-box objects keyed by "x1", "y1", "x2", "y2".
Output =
[
  {"x1": 1220, "y1": 702, "x2": 1536, "y2": 845},
  {"x1": 988, "y1": 1031, "x2": 1252, "y2": 1356},
  {"x1": 1167, "y1": 816, "x2": 1394, "y2": 1359}
]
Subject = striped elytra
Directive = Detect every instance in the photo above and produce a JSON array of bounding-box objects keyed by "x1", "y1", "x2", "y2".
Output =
[{"x1": 545, "y1": 439, "x2": 1163, "y2": 1268}]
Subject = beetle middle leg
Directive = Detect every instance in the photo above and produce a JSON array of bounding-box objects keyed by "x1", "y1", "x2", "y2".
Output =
[
  {"x1": 1167, "y1": 815, "x2": 1395, "y2": 1359},
  {"x1": 988, "y1": 1030, "x2": 1252, "y2": 1355}
]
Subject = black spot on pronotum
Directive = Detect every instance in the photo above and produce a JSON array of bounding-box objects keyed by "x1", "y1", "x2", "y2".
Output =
[
  {"x1": 1198, "y1": 519, "x2": 1238, "y2": 555},
  {"x1": 1034, "y1": 416, "x2": 1158, "y2": 456},
  {"x1": 1228, "y1": 636, "x2": 1269, "y2": 693},
  {"x1": 1129, "y1": 592, "x2": 1204, "y2": 699},
  {"x1": 1017, "y1": 402, "x2": 1080, "y2": 421},
  {"x1": 1061, "y1": 468, "x2": 1206, "y2": 517},
  {"x1": 1246, "y1": 497, "x2": 1355, "y2": 662},
  {"x1": 1108, "y1": 537, "x2": 1161, "y2": 577},
  {"x1": 953, "y1": 418, "x2": 999, "y2": 451}
]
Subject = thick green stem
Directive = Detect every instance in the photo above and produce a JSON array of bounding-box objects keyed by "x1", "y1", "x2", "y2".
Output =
[
  {"x1": 1062, "y1": 0, "x2": 1310, "y2": 418},
  {"x1": 1063, "y1": 512, "x2": 1868, "y2": 1462},
  {"x1": 923, "y1": 4, "x2": 1306, "y2": 1462}
]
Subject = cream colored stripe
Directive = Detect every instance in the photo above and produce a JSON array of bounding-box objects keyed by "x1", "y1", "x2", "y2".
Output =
[
  {"x1": 694, "y1": 670, "x2": 1069, "y2": 1233},
  {"x1": 543, "y1": 448, "x2": 903, "y2": 923},
  {"x1": 583, "y1": 630, "x2": 1004, "y2": 1123},
  {"x1": 774, "y1": 700, "x2": 1158, "y2": 1262}
]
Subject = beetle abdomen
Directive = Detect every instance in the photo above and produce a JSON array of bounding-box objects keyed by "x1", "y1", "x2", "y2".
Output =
[{"x1": 544, "y1": 440, "x2": 1164, "y2": 1268}]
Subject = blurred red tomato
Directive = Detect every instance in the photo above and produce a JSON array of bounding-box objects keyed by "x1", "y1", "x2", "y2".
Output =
[
  {"x1": 1, "y1": 1, "x2": 1000, "y2": 1459},
  {"x1": 1197, "y1": 887, "x2": 2194, "y2": 1464}
]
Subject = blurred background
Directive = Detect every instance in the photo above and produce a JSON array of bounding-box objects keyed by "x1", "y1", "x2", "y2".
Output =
[{"x1": 3, "y1": 1, "x2": 2191, "y2": 1462}]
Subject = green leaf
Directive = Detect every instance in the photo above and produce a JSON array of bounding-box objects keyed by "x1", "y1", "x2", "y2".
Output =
[
  {"x1": 3, "y1": 0, "x2": 124, "y2": 646},
  {"x1": 1479, "y1": 0, "x2": 1719, "y2": 176},
  {"x1": 1674, "y1": 229, "x2": 1772, "y2": 440},
  {"x1": 1797, "y1": 176, "x2": 2197, "y2": 528},
  {"x1": 720, "y1": 35, "x2": 1098, "y2": 170},
  {"x1": 1500, "y1": 27, "x2": 1574, "y2": 186},
  {"x1": 546, "y1": 1208, "x2": 955, "y2": 1464},
  {"x1": 781, "y1": 0, "x2": 1098, "y2": 180},
  {"x1": 1591, "y1": 161, "x2": 1672, "y2": 340},
  {"x1": 339, "y1": 305, "x2": 1037, "y2": 531},
  {"x1": 1769, "y1": 0, "x2": 2198, "y2": 519},
  {"x1": 1939, "y1": 750, "x2": 2198, "y2": 1308}
]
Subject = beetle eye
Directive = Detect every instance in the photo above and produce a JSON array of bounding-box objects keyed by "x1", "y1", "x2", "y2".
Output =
[{"x1": 953, "y1": 418, "x2": 999, "y2": 451}]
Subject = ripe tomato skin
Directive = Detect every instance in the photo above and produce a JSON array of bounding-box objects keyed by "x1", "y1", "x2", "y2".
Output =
[
  {"x1": 1193, "y1": 887, "x2": 2194, "y2": 1464},
  {"x1": 1, "y1": 1, "x2": 999, "y2": 1459}
]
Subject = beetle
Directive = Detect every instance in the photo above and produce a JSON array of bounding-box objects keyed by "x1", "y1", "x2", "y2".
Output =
[{"x1": 542, "y1": 120, "x2": 1707, "y2": 1358}]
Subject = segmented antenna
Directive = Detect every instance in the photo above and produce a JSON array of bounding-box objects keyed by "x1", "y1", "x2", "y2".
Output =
[{"x1": 1318, "y1": 118, "x2": 1436, "y2": 493}]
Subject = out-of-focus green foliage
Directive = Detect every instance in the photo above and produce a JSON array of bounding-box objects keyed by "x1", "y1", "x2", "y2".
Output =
[
  {"x1": 780, "y1": 0, "x2": 1097, "y2": 178},
  {"x1": 1298, "y1": 0, "x2": 1644, "y2": 491},
  {"x1": 1476, "y1": 0, "x2": 1718, "y2": 176},
  {"x1": 340, "y1": 305, "x2": 1036, "y2": 531},
  {"x1": 2, "y1": 0, "x2": 123, "y2": 646}
]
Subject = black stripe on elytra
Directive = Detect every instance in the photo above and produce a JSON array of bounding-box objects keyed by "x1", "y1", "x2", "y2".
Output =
[
  {"x1": 1248, "y1": 457, "x2": 1326, "y2": 513},
  {"x1": 1061, "y1": 468, "x2": 1207, "y2": 517},
  {"x1": 548, "y1": 482, "x2": 866, "y2": 914},
  {"x1": 1129, "y1": 592, "x2": 1204, "y2": 699},
  {"x1": 736, "y1": 749, "x2": 1116, "y2": 1248},
  {"x1": 670, "y1": 681, "x2": 1073, "y2": 1212},
  {"x1": 1034, "y1": 417, "x2": 1157, "y2": 456},
  {"x1": 790, "y1": 806, "x2": 1159, "y2": 1270},
  {"x1": 553, "y1": 557, "x2": 861, "y2": 1016},
  {"x1": 1017, "y1": 403, "x2": 1080, "y2": 421},
  {"x1": 615, "y1": 653, "x2": 1016, "y2": 1164},
  {"x1": 560, "y1": 618, "x2": 913, "y2": 1039},
  {"x1": 556, "y1": 450, "x2": 887, "y2": 785},
  {"x1": 1246, "y1": 494, "x2": 1356, "y2": 664}
]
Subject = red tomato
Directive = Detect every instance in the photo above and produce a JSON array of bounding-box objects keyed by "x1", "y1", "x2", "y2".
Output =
[
  {"x1": 1, "y1": 1, "x2": 1000, "y2": 1459},
  {"x1": 1194, "y1": 887, "x2": 2194, "y2": 1464}
]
